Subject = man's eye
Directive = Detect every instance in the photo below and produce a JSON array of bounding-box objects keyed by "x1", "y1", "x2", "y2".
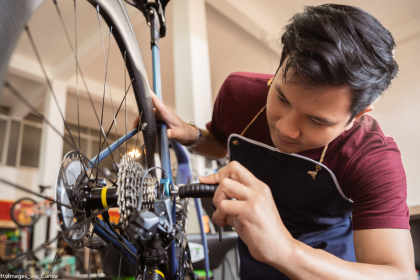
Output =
[
  {"x1": 277, "y1": 95, "x2": 288, "y2": 104},
  {"x1": 309, "y1": 118, "x2": 324, "y2": 126}
]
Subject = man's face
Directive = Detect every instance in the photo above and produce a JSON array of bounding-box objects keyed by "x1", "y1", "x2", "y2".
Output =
[{"x1": 266, "y1": 70, "x2": 354, "y2": 154}]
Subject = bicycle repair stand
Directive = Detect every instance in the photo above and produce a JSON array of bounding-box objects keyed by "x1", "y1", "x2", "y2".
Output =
[{"x1": 127, "y1": 1, "x2": 211, "y2": 279}]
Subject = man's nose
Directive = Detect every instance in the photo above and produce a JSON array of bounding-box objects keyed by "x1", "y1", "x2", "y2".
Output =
[{"x1": 276, "y1": 112, "x2": 300, "y2": 140}]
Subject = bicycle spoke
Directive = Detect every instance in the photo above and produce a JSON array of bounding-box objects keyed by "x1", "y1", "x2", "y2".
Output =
[
  {"x1": 95, "y1": 6, "x2": 118, "y2": 178},
  {"x1": 101, "y1": 245, "x2": 110, "y2": 270},
  {"x1": 96, "y1": 72, "x2": 107, "y2": 181},
  {"x1": 52, "y1": 0, "x2": 122, "y2": 183},
  {"x1": 101, "y1": 245, "x2": 134, "y2": 280},
  {"x1": 74, "y1": 0, "x2": 81, "y2": 152},
  {"x1": 24, "y1": 26, "x2": 77, "y2": 149},
  {"x1": 88, "y1": 244, "x2": 92, "y2": 280},
  {"x1": 48, "y1": 238, "x2": 64, "y2": 275},
  {"x1": 135, "y1": 111, "x2": 143, "y2": 152},
  {"x1": 106, "y1": 231, "x2": 122, "y2": 271},
  {"x1": 118, "y1": 245, "x2": 123, "y2": 280},
  {"x1": 104, "y1": 28, "x2": 122, "y2": 159},
  {"x1": 100, "y1": 220, "x2": 137, "y2": 275},
  {"x1": 90, "y1": 242, "x2": 100, "y2": 280},
  {"x1": 4, "y1": 81, "x2": 117, "y2": 186},
  {"x1": 50, "y1": 194, "x2": 83, "y2": 275},
  {"x1": 27, "y1": 7, "x2": 91, "y2": 175},
  {"x1": 99, "y1": 80, "x2": 133, "y2": 153},
  {"x1": 124, "y1": 51, "x2": 128, "y2": 153},
  {"x1": 0, "y1": 177, "x2": 85, "y2": 214}
]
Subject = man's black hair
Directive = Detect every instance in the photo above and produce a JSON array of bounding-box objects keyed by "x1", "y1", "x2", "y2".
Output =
[{"x1": 278, "y1": 4, "x2": 399, "y2": 120}]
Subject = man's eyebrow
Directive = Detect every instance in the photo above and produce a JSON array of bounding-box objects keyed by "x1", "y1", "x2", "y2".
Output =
[{"x1": 274, "y1": 84, "x2": 338, "y2": 125}]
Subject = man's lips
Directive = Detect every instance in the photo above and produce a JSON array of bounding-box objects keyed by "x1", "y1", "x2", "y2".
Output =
[{"x1": 276, "y1": 133, "x2": 298, "y2": 145}]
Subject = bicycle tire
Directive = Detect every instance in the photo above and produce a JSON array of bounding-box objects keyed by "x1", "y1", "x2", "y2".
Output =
[{"x1": 10, "y1": 197, "x2": 40, "y2": 227}]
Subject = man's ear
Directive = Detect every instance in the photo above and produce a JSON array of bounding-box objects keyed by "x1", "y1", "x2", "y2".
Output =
[
  {"x1": 345, "y1": 105, "x2": 374, "y2": 130},
  {"x1": 354, "y1": 105, "x2": 374, "y2": 120}
]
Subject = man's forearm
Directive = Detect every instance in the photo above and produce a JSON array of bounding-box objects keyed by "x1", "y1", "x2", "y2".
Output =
[
  {"x1": 190, "y1": 128, "x2": 227, "y2": 159},
  {"x1": 270, "y1": 240, "x2": 415, "y2": 280}
]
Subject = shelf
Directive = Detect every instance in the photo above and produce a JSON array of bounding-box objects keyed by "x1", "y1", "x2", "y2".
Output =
[
  {"x1": 0, "y1": 220, "x2": 17, "y2": 229},
  {"x1": 410, "y1": 205, "x2": 420, "y2": 217},
  {"x1": 0, "y1": 255, "x2": 15, "y2": 260}
]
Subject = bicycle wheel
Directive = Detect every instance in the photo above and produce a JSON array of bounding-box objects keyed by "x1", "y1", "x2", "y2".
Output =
[
  {"x1": 10, "y1": 197, "x2": 40, "y2": 227},
  {"x1": 0, "y1": 0, "x2": 158, "y2": 277}
]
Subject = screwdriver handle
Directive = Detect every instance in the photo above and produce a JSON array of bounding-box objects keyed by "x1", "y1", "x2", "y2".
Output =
[{"x1": 177, "y1": 183, "x2": 219, "y2": 199}]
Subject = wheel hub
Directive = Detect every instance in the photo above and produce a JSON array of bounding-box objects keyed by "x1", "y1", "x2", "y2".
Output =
[{"x1": 55, "y1": 151, "x2": 91, "y2": 249}]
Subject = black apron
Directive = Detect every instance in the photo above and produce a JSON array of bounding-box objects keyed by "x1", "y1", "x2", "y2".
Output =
[{"x1": 228, "y1": 134, "x2": 355, "y2": 280}]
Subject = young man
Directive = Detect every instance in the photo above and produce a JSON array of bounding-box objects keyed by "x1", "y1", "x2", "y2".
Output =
[{"x1": 137, "y1": 4, "x2": 416, "y2": 279}]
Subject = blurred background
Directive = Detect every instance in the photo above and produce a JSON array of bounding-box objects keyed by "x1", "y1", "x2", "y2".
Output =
[{"x1": 0, "y1": 0, "x2": 419, "y2": 278}]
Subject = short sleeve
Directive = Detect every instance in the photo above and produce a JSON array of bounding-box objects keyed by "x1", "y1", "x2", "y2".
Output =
[
  {"x1": 205, "y1": 77, "x2": 230, "y2": 145},
  {"x1": 205, "y1": 72, "x2": 273, "y2": 146},
  {"x1": 343, "y1": 136, "x2": 410, "y2": 230}
]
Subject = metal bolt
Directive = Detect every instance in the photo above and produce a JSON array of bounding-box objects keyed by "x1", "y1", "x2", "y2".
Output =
[
  {"x1": 141, "y1": 123, "x2": 148, "y2": 130},
  {"x1": 159, "y1": 211, "x2": 165, "y2": 217}
]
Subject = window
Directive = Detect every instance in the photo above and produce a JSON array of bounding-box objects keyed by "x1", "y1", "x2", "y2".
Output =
[
  {"x1": 0, "y1": 106, "x2": 144, "y2": 172},
  {"x1": 6, "y1": 121, "x2": 20, "y2": 167},
  {"x1": 0, "y1": 119, "x2": 6, "y2": 161},
  {"x1": 20, "y1": 125, "x2": 42, "y2": 168},
  {"x1": 0, "y1": 110, "x2": 44, "y2": 168}
]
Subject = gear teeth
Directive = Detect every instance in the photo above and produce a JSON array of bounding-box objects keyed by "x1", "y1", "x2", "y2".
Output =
[{"x1": 116, "y1": 154, "x2": 157, "y2": 229}]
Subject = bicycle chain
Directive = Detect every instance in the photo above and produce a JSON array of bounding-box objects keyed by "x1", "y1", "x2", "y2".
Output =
[{"x1": 117, "y1": 154, "x2": 157, "y2": 229}]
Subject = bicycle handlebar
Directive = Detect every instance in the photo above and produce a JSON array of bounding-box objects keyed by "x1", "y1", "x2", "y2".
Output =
[{"x1": 174, "y1": 183, "x2": 219, "y2": 199}]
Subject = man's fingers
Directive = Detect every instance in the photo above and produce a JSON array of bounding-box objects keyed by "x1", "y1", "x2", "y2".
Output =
[
  {"x1": 132, "y1": 91, "x2": 161, "y2": 129},
  {"x1": 200, "y1": 161, "x2": 259, "y2": 188},
  {"x1": 212, "y1": 200, "x2": 246, "y2": 226},
  {"x1": 199, "y1": 172, "x2": 220, "y2": 184},
  {"x1": 213, "y1": 178, "x2": 251, "y2": 207},
  {"x1": 150, "y1": 90, "x2": 165, "y2": 111}
]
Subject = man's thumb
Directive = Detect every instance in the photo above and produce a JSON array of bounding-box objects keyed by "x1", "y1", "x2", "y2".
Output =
[{"x1": 167, "y1": 129, "x2": 173, "y2": 139}]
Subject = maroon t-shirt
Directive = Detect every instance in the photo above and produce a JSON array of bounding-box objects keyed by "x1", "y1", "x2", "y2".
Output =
[{"x1": 206, "y1": 72, "x2": 410, "y2": 230}]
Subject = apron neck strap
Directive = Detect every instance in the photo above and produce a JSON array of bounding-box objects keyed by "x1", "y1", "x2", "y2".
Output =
[
  {"x1": 239, "y1": 105, "x2": 267, "y2": 136},
  {"x1": 239, "y1": 76, "x2": 273, "y2": 136}
]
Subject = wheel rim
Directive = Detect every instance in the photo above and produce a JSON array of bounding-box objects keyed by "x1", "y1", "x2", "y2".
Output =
[{"x1": 11, "y1": 198, "x2": 38, "y2": 227}]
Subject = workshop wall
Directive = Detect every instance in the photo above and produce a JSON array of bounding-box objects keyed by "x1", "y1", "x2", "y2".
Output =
[
  {"x1": 206, "y1": 3, "x2": 280, "y2": 102},
  {"x1": 370, "y1": 31, "x2": 420, "y2": 207}
]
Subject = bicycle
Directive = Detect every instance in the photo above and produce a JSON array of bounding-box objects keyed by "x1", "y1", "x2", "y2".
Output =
[
  {"x1": 0, "y1": 0, "x2": 218, "y2": 279},
  {"x1": 10, "y1": 186, "x2": 54, "y2": 228}
]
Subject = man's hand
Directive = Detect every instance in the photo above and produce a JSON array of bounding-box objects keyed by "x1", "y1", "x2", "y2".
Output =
[
  {"x1": 200, "y1": 161, "x2": 416, "y2": 280},
  {"x1": 132, "y1": 91, "x2": 228, "y2": 159},
  {"x1": 199, "y1": 161, "x2": 294, "y2": 264},
  {"x1": 132, "y1": 91, "x2": 197, "y2": 145}
]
